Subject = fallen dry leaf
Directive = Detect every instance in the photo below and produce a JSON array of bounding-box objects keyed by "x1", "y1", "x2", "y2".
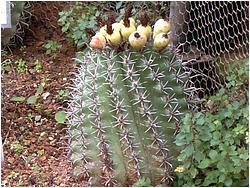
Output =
[
  {"x1": 7, "y1": 157, "x2": 15, "y2": 164},
  {"x1": 42, "y1": 92, "x2": 50, "y2": 100}
]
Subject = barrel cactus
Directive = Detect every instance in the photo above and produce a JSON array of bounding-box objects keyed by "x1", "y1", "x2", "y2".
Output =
[{"x1": 67, "y1": 44, "x2": 195, "y2": 186}]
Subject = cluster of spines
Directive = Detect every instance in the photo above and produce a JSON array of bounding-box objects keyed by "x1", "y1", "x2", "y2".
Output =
[
  {"x1": 87, "y1": 59, "x2": 116, "y2": 186},
  {"x1": 142, "y1": 50, "x2": 184, "y2": 124},
  {"x1": 118, "y1": 52, "x2": 173, "y2": 183},
  {"x1": 102, "y1": 51, "x2": 142, "y2": 179},
  {"x1": 67, "y1": 56, "x2": 93, "y2": 186}
]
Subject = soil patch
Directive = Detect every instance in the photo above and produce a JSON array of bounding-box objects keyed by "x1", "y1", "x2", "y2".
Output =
[{"x1": 1, "y1": 2, "x2": 86, "y2": 186}]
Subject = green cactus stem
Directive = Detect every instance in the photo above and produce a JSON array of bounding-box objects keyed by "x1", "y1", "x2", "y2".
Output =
[{"x1": 68, "y1": 47, "x2": 194, "y2": 186}]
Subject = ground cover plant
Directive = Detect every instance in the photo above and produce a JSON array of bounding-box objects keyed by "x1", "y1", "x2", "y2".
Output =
[
  {"x1": 174, "y1": 59, "x2": 249, "y2": 186},
  {"x1": 58, "y1": 2, "x2": 101, "y2": 48}
]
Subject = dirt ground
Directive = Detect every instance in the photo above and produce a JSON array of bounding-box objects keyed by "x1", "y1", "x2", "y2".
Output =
[{"x1": 1, "y1": 2, "x2": 87, "y2": 186}]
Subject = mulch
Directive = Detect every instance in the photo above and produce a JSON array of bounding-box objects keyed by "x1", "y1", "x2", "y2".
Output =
[{"x1": 1, "y1": 2, "x2": 87, "y2": 186}]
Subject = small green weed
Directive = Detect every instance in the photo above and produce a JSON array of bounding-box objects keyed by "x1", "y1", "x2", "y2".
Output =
[
  {"x1": 19, "y1": 46, "x2": 26, "y2": 58},
  {"x1": 27, "y1": 95, "x2": 38, "y2": 105},
  {"x1": 37, "y1": 149, "x2": 45, "y2": 157},
  {"x1": 10, "y1": 142, "x2": 24, "y2": 154},
  {"x1": 43, "y1": 40, "x2": 62, "y2": 55},
  {"x1": 1, "y1": 50, "x2": 8, "y2": 58},
  {"x1": 55, "y1": 89, "x2": 70, "y2": 100},
  {"x1": 44, "y1": 109, "x2": 52, "y2": 118},
  {"x1": 7, "y1": 171, "x2": 19, "y2": 180},
  {"x1": 34, "y1": 60, "x2": 42, "y2": 72},
  {"x1": 1, "y1": 59, "x2": 13, "y2": 73},
  {"x1": 26, "y1": 113, "x2": 33, "y2": 121},
  {"x1": 9, "y1": 96, "x2": 25, "y2": 103},
  {"x1": 15, "y1": 58, "x2": 27, "y2": 73},
  {"x1": 35, "y1": 103, "x2": 42, "y2": 111},
  {"x1": 32, "y1": 163, "x2": 45, "y2": 185},
  {"x1": 132, "y1": 177, "x2": 152, "y2": 187},
  {"x1": 16, "y1": 179, "x2": 25, "y2": 187},
  {"x1": 20, "y1": 46, "x2": 26, "y2": 52}
]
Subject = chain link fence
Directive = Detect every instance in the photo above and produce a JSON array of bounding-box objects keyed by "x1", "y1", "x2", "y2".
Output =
[{"x1": 170, "y1": 1, "x2": 249, "y2": 100}]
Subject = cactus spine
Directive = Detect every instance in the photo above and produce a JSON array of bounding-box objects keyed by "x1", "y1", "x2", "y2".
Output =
[{"x1": 68, "y1": 46, "x2": 192, "y2": 186}]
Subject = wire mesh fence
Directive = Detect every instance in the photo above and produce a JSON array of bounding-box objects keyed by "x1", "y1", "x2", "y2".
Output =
[{"x1": 170, "y1": 1, "x2": 249, "y2": 100}]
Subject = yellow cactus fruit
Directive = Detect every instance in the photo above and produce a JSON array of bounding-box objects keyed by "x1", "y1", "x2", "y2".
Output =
[
  {"x1": 120, "y1": 17, "x2": 136, "y2": 27},
  {"x1": 106, "y1": 31, "x2": 122, "y2": 46},
  {"x1": 95, "y1": 32, "x2": 106, "y2": 39},
  {"x1": 121, "y1": 25, "x2": 136, "y2": 39},
  {"x1": 112, "y1": 22, "x2": 125, "y2": 32},
  {"x1": 137, "y1": 24, "x2": 152, "y2": 40},
  {"x1": 100, "y1": 26, "x2": 108, "y2": 37},
  {"x1": 99, "y1": 23, "x2": 124, "y2": 37},
  {"x1": 89, "y1": 33, "x2": 106, "y2": 49},
  {"x1": 153, "y1": 33, "x2": 170, "y2": 51},
  {"x1": 129, "y1": 31, "x2": 147, "y2": 51},
  {"x1": 153, "y1": 19, "x2": 171, "y2": 38}
]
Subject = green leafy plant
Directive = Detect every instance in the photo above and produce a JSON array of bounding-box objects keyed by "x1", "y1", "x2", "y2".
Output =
[
  {"x1": 16, "y1": 179, "x2": 25, "y2": 187},
  {"x1": 10, "y1": 80, "x2": 44, "y2": 109},
  {"x1": 42, "y1": 40, "x2": 62, "y2": 55},
  {"x1": 7, "y1": 171, "x2": 19, "y2": 180},
  {"x1": 10, "y1": 96, "x2": 25, "y2": 103},
  {"x1": 34, "y1": 59, "x2": 42, "y2": 72},
  {"x1": 55, "y1": 111, "x2": 66, "y2": 124},
  {"x1": 32, "y1": 163, "x2": 45, "y2": 185},
  {"x1": 10, "y1": 142, "x2": 24, "y2": 154},
  {"x1": 20, "y1": 45, "x2": 26, "y2": 53},
  {"x1": 58, "y1": 3, "x2": 100, "y2": 48},
  {"x1": 35, "y1": 103, "x2": 42, "y2": 111},
  {"x1": 37, "y1": 149, "x2": 45, "y2": 157},
  {"x1": 132, "y1": 177, "x2": 152, "y2": 187},
  {"x1": 1, "y1": 59, "x2": 13, "y2": 73},
  {"x1": 44, "y1": 109, "x2": 52, "y2": 118},
  {"x1": 55, "y1": 89, "x2": 70, "y2": 100},
  {"x1": 2, "y1": 50, "x2": 8, "y2": 57},
  {"x1": 26, "y1": 81, "x2": 45, "y2": 108},
  {"x1": 174, "y1": 59, "x2": 249, "y2": 187},
  {"x1": 27, "y1": 95, "x2": 38, "y2": 104},
  {"x1": 26, "y1": 113, "x2": 33, "y2": 121},
  {"x1": 15, "y1": 58, "x2": 27, "y2": 73}
]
